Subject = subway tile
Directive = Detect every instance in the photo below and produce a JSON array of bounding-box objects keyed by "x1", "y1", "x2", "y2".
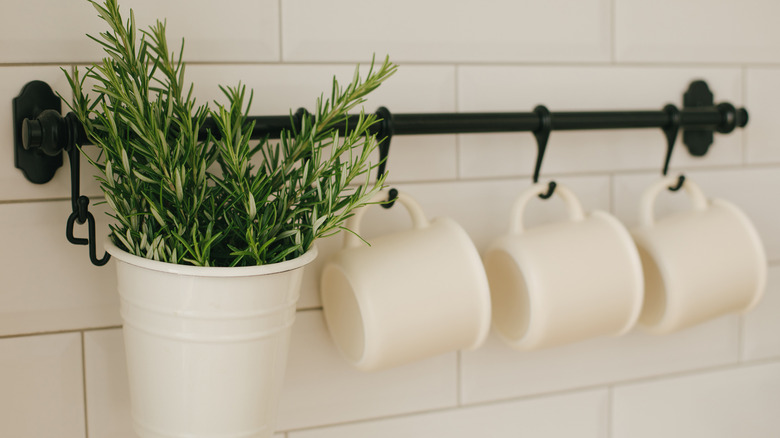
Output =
[
  {"x1": 461, "y1": 315, "x2": 739, "y2": 403},
  {"x1": 297, "y1": 175, "x2": 611, "y2": 308},
  {"x1": 288, "y1": 389, "x2": 608, "y2": 438},
  {"x1": 0, "y1": 0, "x2": 279, "y2": 63},
  {"x1": 742, "y1": 265, "x2": 780, "y2": 361},
  {"x1": 0, "y1": 333, "x2": 85, "y2": 438},
  {"x1": 281, "y1": 0, "x2": 611, "y2": 63},
  {"x1": 83, "y1": 329, "x2": 134, "y2": 438},
  {"x1": 612, "y1": 361, "x2": 780, "y2": 438},
  {"x1": 458, "y1": 66, "x2": 743, "y2": 179},
  {"x1": 612, "y1": 168, "x2": 780, "y2": 263},
  {"x1": 277, "y1": 310, "x2": 457, "y2": 430},
  {"x1": 0, "y1": 200, "x2": 119, "y2": 336},
  {"x1": 745, "y1": 68, "x2": 780, "y2": 164},
  {"x1": 615, "y1": 0, "x2": 780, "y2": 63},
  {"x1": 186, "y1": 63, "x2": 458, "y2": 183}
]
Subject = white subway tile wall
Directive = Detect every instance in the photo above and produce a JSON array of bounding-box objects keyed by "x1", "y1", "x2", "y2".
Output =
[
  {"x1": 277, "y1": 311, "x2": 457, "y2": 430},
  {"x1": 0, "y1": 0, "x2": 280, "y2": 63},
  {"x1": 612, "y1": 362, "x2": 780, "y2": 438},
  {"x1": 745, "y1": 68, "x2": 780, "y2": 164},
  {"x1": 615, "y1": 0, "x2": 780, "y2": 64},
  {"x1": 83, "y1": 330, "x2": 133, "y2": 438},
  {"x1": 0, "y1": 334, "x2": 85, "y2": 437},
  {"x1": 0, "y1": 201, "x2": 117, "y2": 336},
  {"x1": 1, "y1": 0, "x2": 779, "y2": 436},
  {"x1": 281, "y1": 0, "x2": 612, "y2": 63},
  {"x1": 742, "y1": 266, "x2": 780, "y2": 362},
  {"x1": 288, "y1": 389, "x2": 609, "y2": 438}
]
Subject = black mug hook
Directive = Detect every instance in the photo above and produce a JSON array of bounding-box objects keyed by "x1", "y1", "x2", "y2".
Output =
[
  {"x1": 661, "y1": 104, "x2": 685, "y2": 192},
  {"x1": 375, "y1": 106, "x2": 397, "y2": 209},
  {"x1": 532, "y1": 105, "x2": 556, "y2": 199}
]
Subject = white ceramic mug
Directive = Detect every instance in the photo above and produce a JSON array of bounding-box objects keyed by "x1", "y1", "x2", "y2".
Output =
[
  {"x1": 320, "y1": 190, "x2": 491, "y2": 371},
  {"x1": 631, "y1": 176, "x2": 767, "y2": 334},
  {"x1": 484, "y1": 182, "x2": 644, "y2": 351}
]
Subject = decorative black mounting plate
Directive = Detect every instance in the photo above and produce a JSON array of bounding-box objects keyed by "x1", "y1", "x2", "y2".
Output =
[
  {"x1": 13, "y1": 81, "x2": 63, "y2": 184},
  {"x1": 682, "y1": 80, "x2": 716, "y2": 157}
]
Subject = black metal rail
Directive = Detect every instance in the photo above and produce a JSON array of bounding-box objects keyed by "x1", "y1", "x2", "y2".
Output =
[{"x1": 12, "y1": 79, "x2": 748, "y2": 266}]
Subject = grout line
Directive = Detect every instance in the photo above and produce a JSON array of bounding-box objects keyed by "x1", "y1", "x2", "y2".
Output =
[
  {"x1": 279, "y1": 384, "x2": 611, "y2": 435},
  {"x1": 605, "y1": 386, "x2": 613, "y2": 438},
  {"x1": 0, "y1": 197, "x2": 72, "y2": 205},
  {"x1": 81, "y1": 332, "x2": 90, "y2": 438},
  {"x1": 738, "y1": 315, "x2": 747, "y2": 363},
  {"x1": 609, "y1": 355, "x2": 780, "y2": 388},
  {"x1": 455, "y1": 133, "x2": 462, "y2": 181},
  {"x1": 5, "y1": 60, "x2": 780, "y2": 69},
  {"x1": 608, "y1": 173, "x2": 616, "y2": 213},
  {"x1": 374, "y1": 160, "x2": 780, "y2": 187},
  {"x1": 457, "y1": 356, "x2": 780, "y2": 413},
  {"x1": 10, "y1": 160, "x2": 779, "y2": 207},
  {"x1": 454, "y1": 65, "x2": 462, "y2": 180},
  {"x1": 610, "y1": 0, "x2": 617, "y2": 65},
  {"x1": 0, "y1": 325, "x2": 122, "y2": 340},
  {"x1": 741, "y1": 65, "x2": 750, "y2": 165},
  {"x1": 277, "y1": 0, "x2": 284, "y2": 62},
  {"x1": 456, "y1": 351, "x2": 463, "y2": 406}
]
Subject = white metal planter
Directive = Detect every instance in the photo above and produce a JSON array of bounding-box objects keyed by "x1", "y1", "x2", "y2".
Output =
[{"x1": 106, "y1": 241, "x2": 317, "y2": 438}]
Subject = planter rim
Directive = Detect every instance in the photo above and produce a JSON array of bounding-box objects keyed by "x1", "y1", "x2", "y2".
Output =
[{"x1": 105, "y1": 239, "x2": 318, "y2": 277}]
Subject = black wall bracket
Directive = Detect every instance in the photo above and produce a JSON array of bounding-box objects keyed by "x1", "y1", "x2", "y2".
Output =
[
  {"x1": 13, "y1": 81, "x2": 64, "y2": 184},
  {"x1": 682, "y1": 80, "x2": 747, "y2": 156}
]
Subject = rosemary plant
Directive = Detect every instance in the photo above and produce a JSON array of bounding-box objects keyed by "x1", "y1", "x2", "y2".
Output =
[{"x1": 65, "y1": 0, "x2": 396, "y2": 266}]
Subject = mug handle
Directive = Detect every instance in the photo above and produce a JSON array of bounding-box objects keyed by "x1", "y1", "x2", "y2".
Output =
[
  {"x1": 343, "y1": 189, "x2": 431, "y2": 249},
  {"x1": 639, "y1": 176, "x2": 708, "y2": 228},
  {"x1": 510, "y1": 182, "x2": 586, "y2": 235}
]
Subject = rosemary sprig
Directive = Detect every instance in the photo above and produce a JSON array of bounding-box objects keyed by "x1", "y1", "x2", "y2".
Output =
[{"x1": 65, "y1": 0, "x2": 396, "y2": 266}]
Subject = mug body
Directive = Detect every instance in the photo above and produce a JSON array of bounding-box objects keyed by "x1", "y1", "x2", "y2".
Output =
[
  {"x1": 486, "y1": 207, "x2": 643, "y2": 351},
  {"x1": 321, "y1": 191, "x2": 491, "y2": 371},
  {"x1": 632, "y1": 178, "x2": 766, "y2": 334}
]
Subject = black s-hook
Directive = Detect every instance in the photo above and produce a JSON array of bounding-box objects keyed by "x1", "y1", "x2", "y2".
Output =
[
  {"x1": 64, "y1": 115, "x2": 110, "y2": 266},
  {"x1": 532, "y1": 105, "x2": 556, "y2": 199},
  {"x1": 375, "y1": 106, "x2": 398, "y2": 208},
  {"x1": 661, "y1": 104, "x2": 685, "y2": 191}
]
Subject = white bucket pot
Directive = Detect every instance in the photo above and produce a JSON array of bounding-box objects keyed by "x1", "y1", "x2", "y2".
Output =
[{"x1": 106, "y1": 241, "x2": 317, "y2": 438}]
